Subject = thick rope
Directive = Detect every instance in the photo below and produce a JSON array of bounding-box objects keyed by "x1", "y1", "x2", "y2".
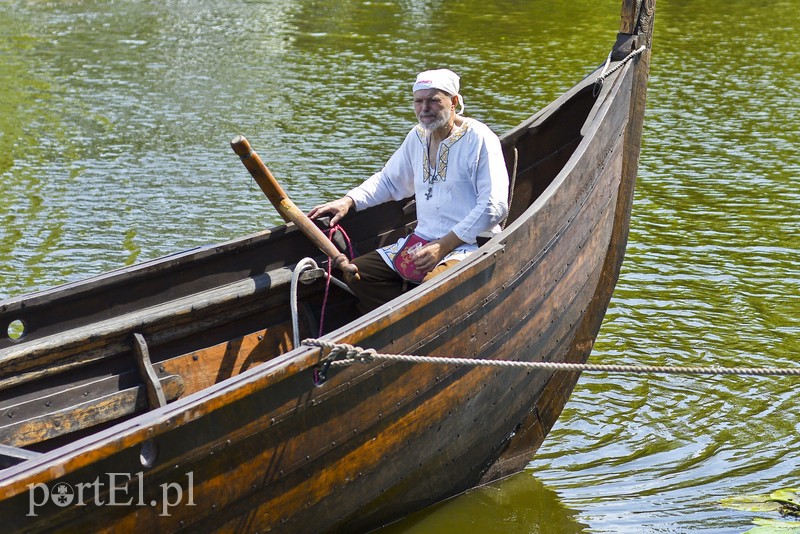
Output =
[
  {"x1": 302, "y1": 339, "x2": 800, "y2": 378},
  {"x1": 598, "y1": 45, "x2": 647, "y2": 82},
  {"x1": 290, "y1": 258, "x2": 319, "y2": 349},
  {"x1": 290, "y1": 225, "x2": 356, "y2": 378},
  {"x1": 289, "y1": 258, "x2": 352, "y2": 349}
]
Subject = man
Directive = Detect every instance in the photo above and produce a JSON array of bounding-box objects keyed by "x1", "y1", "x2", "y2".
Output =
[{"x1": 309, "y1": 68, "x2": 509, "y2": 311}]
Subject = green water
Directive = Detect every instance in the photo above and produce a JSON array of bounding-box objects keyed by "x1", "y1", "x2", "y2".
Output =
[{"x1": 1, "y1": 1, "x2": 798, "y2": 532}]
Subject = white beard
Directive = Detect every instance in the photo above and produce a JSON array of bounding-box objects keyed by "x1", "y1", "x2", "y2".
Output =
[{"x1": 420, "y1": 106, "x2": 451, "y2": 132}]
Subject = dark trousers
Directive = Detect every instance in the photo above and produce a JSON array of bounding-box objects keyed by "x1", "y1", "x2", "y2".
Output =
[{"x1": 347, "y1": 251, "x2": 459, "y2": 313}]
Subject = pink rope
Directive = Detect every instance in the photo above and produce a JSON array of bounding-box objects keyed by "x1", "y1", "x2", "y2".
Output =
[
  {"x1": 317, "y1": 225, "x2": 355, "y2": 336},
  {"x1": 334, "y1": 225, "x2": 356, "y2": 259}
]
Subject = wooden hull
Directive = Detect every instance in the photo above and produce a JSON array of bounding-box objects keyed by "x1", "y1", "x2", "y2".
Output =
[{"x1": 0, "y1": 3, "x2": 654, "y2": 530}]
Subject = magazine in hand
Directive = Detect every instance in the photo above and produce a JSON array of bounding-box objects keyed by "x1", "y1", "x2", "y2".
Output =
[{"x1": 393, "y1": 234, "x2": 430, "y2": 283}]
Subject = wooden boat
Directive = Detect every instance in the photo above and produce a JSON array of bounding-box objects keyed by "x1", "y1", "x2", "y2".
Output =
[{"x1": 0, "y1": 1, "x2": 655, "y2": 531}]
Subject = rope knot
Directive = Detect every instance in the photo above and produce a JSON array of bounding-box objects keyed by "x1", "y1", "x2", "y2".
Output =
[
  {"x1": 303, "y1": 339, "x2": 376, "y2": 364},
  {"x1": 351, "y1": 347, "x2": 377, "y2": 364},
  {"x1": 594, "y1": 44, "x2": 647, "y2": 95},
  {"x1": 303, "y1": 338, "x2": 377, "y2": 385}
]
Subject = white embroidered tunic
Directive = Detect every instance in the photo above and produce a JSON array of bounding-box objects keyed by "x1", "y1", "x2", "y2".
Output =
[{"x1": 347, "y1": 118, "x2": 510, "y2": 269}]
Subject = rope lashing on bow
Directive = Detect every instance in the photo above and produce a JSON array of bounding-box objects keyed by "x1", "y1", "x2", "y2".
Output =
[
  {"x1": 594, "y1": 44, "x2": 647, "y2": 96},
  {"x1": 302, "y1": 339, "x2": 800, "y2": 382}
]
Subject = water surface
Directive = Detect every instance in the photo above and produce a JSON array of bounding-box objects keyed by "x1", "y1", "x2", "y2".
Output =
[{"x1": 1, "y1": 1, "x2": 798, "y2": 532}]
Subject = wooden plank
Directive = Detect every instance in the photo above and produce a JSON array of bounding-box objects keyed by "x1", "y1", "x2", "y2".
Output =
[
  {"x1": 0, "y1": 268, "x2": 296, "y2": 391},
  {"x1": 0, "y1": 375, "x2": 184, "y2": 448},
  {"x1": 159, "y1": 326, "x2": 293, "y2": 397}
]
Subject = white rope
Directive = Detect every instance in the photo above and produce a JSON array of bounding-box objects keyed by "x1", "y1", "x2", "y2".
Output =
[
  {"x1": 290, "y1": 259, "x2": 355, "y2": 348},
  {"x1": 290, "y1": 259, "x2": 319, "y2": 348},
  {"x1": 594, "y1": 45, "x2": 647, "y2": 96},
  {"x1": 302, "y1": 339, "x2": 800, "y2": 378}
]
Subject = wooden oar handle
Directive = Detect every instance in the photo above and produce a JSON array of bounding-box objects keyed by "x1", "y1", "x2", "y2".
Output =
[
  {"x1": 231, "y1": 135, "x2": 290, "y2": 221},
  {"x1": 231, "y1": 135, "x2": 359, "y2": 281}
]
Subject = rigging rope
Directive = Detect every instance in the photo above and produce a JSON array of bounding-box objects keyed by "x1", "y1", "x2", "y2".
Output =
[
  {"x1": 594, "y1": 44, "x2": 647, "y2": 95},
  {"x1": 302, "y1": 339, "x2": 800, "y2": 378}
]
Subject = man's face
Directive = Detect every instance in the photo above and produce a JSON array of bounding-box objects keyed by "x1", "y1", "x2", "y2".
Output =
[{"x1": 413, "y1": 89, "x2": 453, "y2": 131}]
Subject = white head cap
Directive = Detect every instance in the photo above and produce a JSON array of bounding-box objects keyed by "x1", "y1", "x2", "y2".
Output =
[{"x1": 412, "y1": 68, "x2": 465, "y2": 114}]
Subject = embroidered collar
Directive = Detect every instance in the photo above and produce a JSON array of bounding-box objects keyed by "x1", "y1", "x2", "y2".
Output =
[{"x1": 416, "y1": 118, "x2": 472, "y2": 184}]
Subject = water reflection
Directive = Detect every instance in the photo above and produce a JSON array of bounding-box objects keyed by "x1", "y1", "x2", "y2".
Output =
[{"x1": 379, "y1": 471, "x2": 587, "y2": 534}]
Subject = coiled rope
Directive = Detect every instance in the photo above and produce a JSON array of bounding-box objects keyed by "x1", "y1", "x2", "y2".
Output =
[{"x1": 302, "y1": 339, "x2": 800, "y2": 378}]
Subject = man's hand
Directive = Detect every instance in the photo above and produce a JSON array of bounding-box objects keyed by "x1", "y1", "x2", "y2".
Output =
[
  {"x1": 308, "y1": 196, "x2": 355, "y2": 226},
  {"x1": 333, "y1": 253, "x2": 360, "y2": 283},
  {"x1": 412, "y1": 232, "x2": 464, "y2": 272}
]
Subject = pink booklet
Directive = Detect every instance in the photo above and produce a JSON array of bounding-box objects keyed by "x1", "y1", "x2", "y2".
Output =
[{"x1": 393, "y1": 234, "x2": 430, "y2": 283}]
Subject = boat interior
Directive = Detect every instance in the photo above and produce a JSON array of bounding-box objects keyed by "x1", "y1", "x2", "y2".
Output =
[{"x1": 0, "y1": 74, "x2": 604, "y2": 467}]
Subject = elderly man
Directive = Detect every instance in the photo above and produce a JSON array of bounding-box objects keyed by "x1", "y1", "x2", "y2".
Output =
[{"x1": 309, "y1": 68, "x2": 509, "y2": 311}]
